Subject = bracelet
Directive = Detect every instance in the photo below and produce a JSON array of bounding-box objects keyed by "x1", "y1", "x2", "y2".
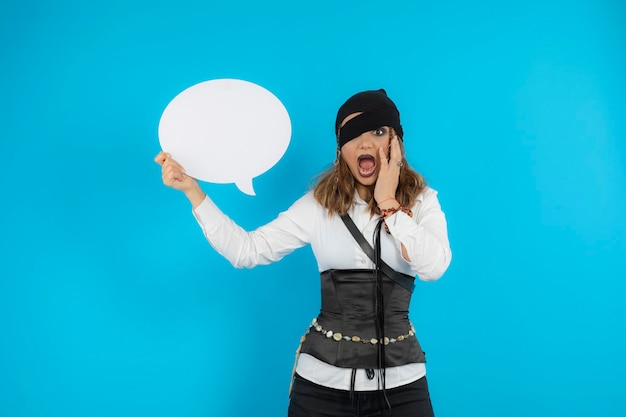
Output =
[
  {"x1": 380, "y1": 206, "x2": 400, "y2": 218},
  {"x1": 377, "y1": 196, "x2": 398, "y2": 207}
]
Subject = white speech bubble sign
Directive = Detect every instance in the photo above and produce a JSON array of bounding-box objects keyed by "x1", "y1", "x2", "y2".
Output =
[{"x1": 158, "y1": 79, "x2": 291, "y2": 195}]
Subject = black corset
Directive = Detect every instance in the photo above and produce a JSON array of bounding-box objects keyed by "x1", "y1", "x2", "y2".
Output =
[{"x1": 299, "y1": 269, "x2": 425, "y2": 369}]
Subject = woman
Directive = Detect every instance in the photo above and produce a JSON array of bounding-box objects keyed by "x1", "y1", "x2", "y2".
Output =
[{"x1": 155, "y1": 89, "x2": 451, "y2": 416}]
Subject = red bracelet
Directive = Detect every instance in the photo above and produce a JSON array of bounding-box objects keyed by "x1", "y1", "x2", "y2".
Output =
[{"x1": 377, "y1": 196, "x2": 398, "y2": 207}]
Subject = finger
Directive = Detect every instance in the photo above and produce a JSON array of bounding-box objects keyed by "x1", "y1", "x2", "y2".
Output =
[
  {"x1": 162, "y1": 157, "x2": 185, "y2": 173},
  {"x1": 162, "y1": 165, "x2": 174, "y2": 184},
  {"x1": 163, "y1": 171, "x2": 184, "y2": 185},
  {"x1": 154, "y1": 153, "x2": 165, "y2": 166},
  {"x1": 389, "y1": 136, "x2": 402, "y2": 164},
  {"x1": 162, "y1": 164, "x2": 185, "y2": 183},
  {"x1": 378, "y1": 146, "x2": 389, "y2": 167}
]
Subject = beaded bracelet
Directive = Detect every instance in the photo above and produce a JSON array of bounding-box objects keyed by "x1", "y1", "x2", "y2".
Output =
[{"x1": 380, "y1": 206, "x2": 400, "y2": 218}]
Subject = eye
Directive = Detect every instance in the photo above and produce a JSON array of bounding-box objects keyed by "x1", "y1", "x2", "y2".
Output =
[{"x1": 373, "y1": 127, "x2": 387, "y2": 136}]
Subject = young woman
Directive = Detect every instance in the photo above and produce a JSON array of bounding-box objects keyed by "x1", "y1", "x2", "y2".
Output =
[{"x1": 155, "y1": 89, "x2": 451, "y2": 416}]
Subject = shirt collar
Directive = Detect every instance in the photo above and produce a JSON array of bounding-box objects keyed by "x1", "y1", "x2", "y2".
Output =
[{"x1": 353, "y1": 192, "x2": 369, "y2": 206}]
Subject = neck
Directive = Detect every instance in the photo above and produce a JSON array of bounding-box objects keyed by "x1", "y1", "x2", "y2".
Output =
[{"x1": 357, "y1": 184, "x2": 371, "y2": 201}]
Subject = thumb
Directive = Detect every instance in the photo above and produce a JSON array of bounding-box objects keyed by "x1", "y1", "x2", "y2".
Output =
[{"x1": 154, "y1": 152, "x2": 170, "y2": 166}]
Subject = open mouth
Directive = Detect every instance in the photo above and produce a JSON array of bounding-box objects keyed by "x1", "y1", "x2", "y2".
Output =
[{"x1": 357, "y1": 154, "x2": 377, "y2": 178}]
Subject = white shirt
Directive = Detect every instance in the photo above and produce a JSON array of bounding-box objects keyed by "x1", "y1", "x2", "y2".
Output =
[{"x1": 193, "y1": 187, "x2": 451, "y2": 390}]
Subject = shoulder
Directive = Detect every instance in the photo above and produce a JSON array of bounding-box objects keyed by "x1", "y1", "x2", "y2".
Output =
[
  {"x1": 410, "y1": 186, "x2": 446, "y2": 220},
  {"x1": 276, "y1": 191, "x2": 327, "y2": 236},
  {"x1": 414, "y1": 186, "x2": 439, "y2": 206},
  {"x1": 289, "y1": 190, "x2": 318, "y2": 209},
  {"x1": 282, "y1": 191, "x2": 324, "y2": 219}
]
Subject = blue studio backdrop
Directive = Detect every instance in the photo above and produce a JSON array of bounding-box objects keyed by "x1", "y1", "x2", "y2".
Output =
[{"x1": 1, "y1": 1, "x2": 625, "y2": 416}]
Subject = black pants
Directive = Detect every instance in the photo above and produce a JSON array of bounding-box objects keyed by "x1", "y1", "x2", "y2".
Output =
[{"x1": 287, "y1": 374, "x2": 435, "y2": 417}]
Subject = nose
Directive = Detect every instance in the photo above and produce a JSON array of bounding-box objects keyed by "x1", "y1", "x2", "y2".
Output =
[{"x1": 355, "y1": 135, "x2": 373, "y2": 150}]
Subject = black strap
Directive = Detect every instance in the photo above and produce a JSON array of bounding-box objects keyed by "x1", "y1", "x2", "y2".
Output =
[{"x1": 340, "y1": 214, "x2": 415, "y2": 293}]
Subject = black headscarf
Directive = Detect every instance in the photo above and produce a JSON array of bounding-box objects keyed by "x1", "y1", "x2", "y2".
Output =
[{"x1": 335, "y1": 89, "x2": 403, "y2": 148}]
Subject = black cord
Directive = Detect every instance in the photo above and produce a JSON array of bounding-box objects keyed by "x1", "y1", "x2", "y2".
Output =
[{"x1": 374, "y1": 219, "x2": 391, "y2": 410}]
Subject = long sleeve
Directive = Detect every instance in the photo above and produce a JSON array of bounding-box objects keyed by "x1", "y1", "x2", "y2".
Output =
[
  {"x1": 383, "y1": 187, "x2": 452, "y2": 281},
  {"x1": 192, "y1": 195, "x2": 311, "y2": 268}
]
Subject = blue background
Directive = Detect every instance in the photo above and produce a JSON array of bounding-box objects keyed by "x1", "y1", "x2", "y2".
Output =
[{"x1": 1, "y1": 1, "x2": 625, "y2": 416}]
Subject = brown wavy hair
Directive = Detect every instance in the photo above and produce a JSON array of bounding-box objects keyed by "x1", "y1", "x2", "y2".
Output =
[{"x1": 312, "y1": 128, "x2": 426, "y2": 216}]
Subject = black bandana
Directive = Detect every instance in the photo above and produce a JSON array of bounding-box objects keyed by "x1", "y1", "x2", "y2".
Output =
[{"x1": 335, "y1": 89, "x2": 403, "y2": 148}]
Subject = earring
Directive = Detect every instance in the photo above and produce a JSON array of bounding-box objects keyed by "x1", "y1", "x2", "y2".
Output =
[{"x1": 333, "y1": 149, "x2": 340, "y2": 166}]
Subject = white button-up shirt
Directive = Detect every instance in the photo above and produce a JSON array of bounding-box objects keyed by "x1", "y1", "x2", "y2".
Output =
[{"x1": 193, "y1": 187, "x2": 451, "y2": 390}]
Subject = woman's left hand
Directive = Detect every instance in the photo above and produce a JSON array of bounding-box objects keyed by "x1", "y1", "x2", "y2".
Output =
[{"x1": 374, "y1": 135, "x2": 403, "y2": 206}]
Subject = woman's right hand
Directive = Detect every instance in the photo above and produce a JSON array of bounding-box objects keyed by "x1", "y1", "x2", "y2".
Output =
[{"x1": 154, "y1": 151, "x2": 206, "y2": 207}]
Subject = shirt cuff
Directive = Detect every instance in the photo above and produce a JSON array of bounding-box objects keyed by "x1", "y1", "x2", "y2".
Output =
[
  {"x1": 192, "y1": 195, "x2": 222, "y2": 229},
  {"x1": 384, "y1": 210, "x2": 415, "y2": 241}
]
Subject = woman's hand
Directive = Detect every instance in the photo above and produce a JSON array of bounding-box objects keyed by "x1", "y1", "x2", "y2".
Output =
[
  {"x1": 154, "y1": 151, "x2": 206, "y2": 207},
  {"x1": 374, "y1": 135, "x2": 403, "y2": 208}
]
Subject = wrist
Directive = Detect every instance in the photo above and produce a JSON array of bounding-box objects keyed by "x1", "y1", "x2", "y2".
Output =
[
  {"x1": 376, "y1": 195, "x2": 399, "y2": 210},
  {"x1": 184, "y1": 183, "x2": 206, "y2": 209}
]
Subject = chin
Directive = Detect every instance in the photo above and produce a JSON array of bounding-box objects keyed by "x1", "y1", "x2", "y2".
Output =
[{"x1": 356, "y1": 175, "x2": 378, "y2": 186}]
